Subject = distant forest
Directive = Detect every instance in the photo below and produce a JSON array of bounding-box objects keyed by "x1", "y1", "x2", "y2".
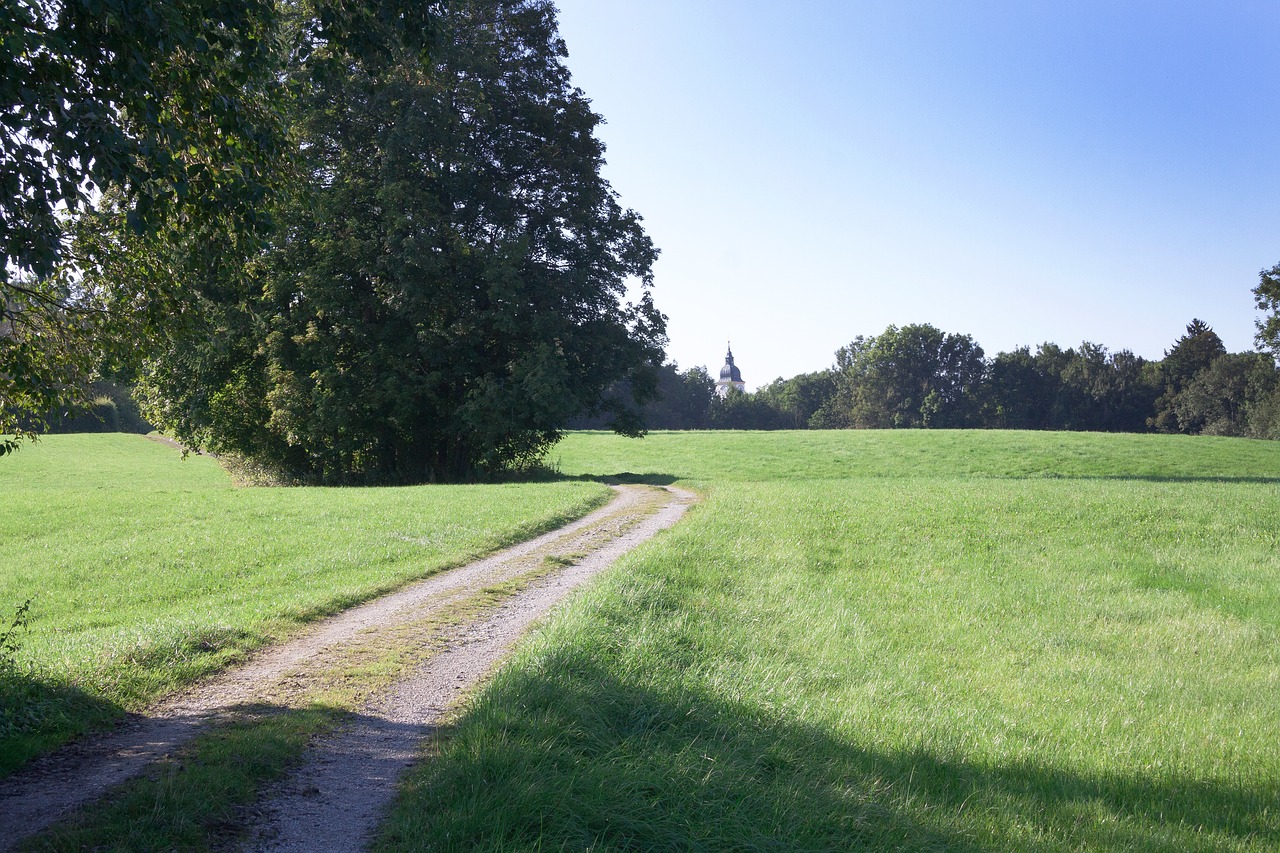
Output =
[{"x1": 578, "y1": 320, "x2": 1280, "y2": 438}]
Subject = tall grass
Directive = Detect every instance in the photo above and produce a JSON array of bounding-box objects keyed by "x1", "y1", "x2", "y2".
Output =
[
  {"x1": 378, "y1": 430, "x2": 1280, "y2": 852},
  {"x1": 0, "y1": 434, "x2": 610, "y2": 775}
]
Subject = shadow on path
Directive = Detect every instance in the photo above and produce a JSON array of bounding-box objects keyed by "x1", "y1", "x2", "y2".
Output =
[{"x1": 5, "y1": 700, "x2": 347, "y2": 852}]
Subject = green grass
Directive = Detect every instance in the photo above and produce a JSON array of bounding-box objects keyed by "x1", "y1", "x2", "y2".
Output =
[
  {"x1": 551, "y1": 428, "x2": 1280, "y2": 483},
  {"x1": 378, "y1": 430, "x2": 1280, "y2": 852},
  {"x1": 0, "y1": 434, "x2": 611, "y2": 776}
]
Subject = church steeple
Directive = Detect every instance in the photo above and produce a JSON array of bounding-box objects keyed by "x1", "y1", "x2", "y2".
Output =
[{"x1": 715, "y1": 341, "x2": 745, "y2": 397}]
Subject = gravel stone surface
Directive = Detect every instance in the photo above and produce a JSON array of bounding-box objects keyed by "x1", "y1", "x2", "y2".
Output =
[{"x1": 0, "y1": 484, "x2": 695, "y2": 852}]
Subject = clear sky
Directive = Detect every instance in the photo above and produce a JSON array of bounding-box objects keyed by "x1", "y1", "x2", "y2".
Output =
[{"x1": 552, "y1": 0, "x2": 1280, "y2": 388}]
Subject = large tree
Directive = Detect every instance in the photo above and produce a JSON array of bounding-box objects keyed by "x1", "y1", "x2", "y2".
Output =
[
  {"x1": 823, "y1": 324, "x2": 986, "y2": 429},
  {"x1": 1054, "y1": 342, "x2": 1156, "y2": 432},
  {"x1": 136, "y1": 0, "x2": 666, "y2": 482},
  {"x1": 1171, "y1": 352, "x2": 1278, "y2": 436},
  {"x1": 644, "y1": 364, "x2": 715, "y2": 429},
  {"x1": 982, "y1": 346, "x2": 1056, "y2": 429},
  {"x1": 1255, "y1": 263, "x2": 1280, "y2": 357},
  {"x1": 1151, "y1": 319, "x2": 1228, "y2": 432},
  {"x1": 1, "y1": 0, "x2": 291, "y2": 449},
  {"x1": 1, "y1": 0, "x2": 288, "y2": 283},
  {"x1": 0, "y1": 1, "x2": 439, "y2": 451}
]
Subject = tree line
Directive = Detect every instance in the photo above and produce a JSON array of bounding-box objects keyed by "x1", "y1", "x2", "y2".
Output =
[{"x1": 621, "y1": 311, "x2": 1280, "y2": 439}]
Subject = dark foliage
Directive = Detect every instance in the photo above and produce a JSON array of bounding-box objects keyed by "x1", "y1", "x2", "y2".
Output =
[
  {"x1": 571, "y1": 364, "x2": 716, "y2": 430},
  {"x1": 133, "y1": 0, "x2": 665, "y2": 482},
  {"x1": 1, "y1": 0, "x2": 290, "y2": 444},
  {"x1": 1151, "y1": 320, "x2": 1230, "y2": 433}
]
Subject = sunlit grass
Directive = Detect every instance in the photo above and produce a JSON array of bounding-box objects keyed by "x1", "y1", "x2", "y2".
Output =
[
  {"x1": 552, "y1": 428, "x2": 1280, "y2": 483},
  {"x1": 378, "y1": 430, "x2": 1280, "y2": 852},
  {"x1": 0, "y1": 434, "x2": 610, "y2": 776}
]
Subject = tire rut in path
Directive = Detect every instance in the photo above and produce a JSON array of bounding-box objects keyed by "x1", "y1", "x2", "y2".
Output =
[{"x1": 0, "y1": 484, "x2": 696, "y2": 852}]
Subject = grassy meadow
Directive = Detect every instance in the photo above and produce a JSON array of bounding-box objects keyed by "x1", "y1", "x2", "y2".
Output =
[
  {"x1": 378, "y1": 430, "x2": 1280, "y2": 852},
  {"x1": 0, "y1": 434, "x2": 611, "y2": 775}
]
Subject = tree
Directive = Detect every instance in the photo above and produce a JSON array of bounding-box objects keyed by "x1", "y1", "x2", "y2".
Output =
[
  {"x1": 1, "y1": 0, "x2": 287, "y2": 284},
  {"x1": 569, "y1": 363, "x2": 714, "y2": 430},
  {"x1": 708, "y1": 387, "x2": 783, "y2": 430},
  {"x1": 1151, "y1": 320, "x2": 1228, "y2": 432},
  {"x1": 1103, "y1": 348, "x2": 1161, "y2": 432},
  {"x1": 982, "y1": 346, "x2": 1056, "y2": 429},
  {"x1": 644, "y1": 364, "x2": 715, "y2": 429},
  {"x1": 755, "y1": 370, "x2": 836, "y2": 429},
  {"x1": 1, "y1": 0, "x2": 291, "y2": 449},
  {"x1": 824, "y1": 324, "x2": 985, "y2": 429},
  {"x1": 1171, "y1": 352, "x2": 1278, "y2": 436},
  {"x1": 1254, "y1": 263, "x2": 1280, "y2": 358},
  {"x1": 1243, "y1": 382, "x2": 1280, "y2": 440},
  {"x1": 1161, "y1": 319, "x2": 1226, "y2": 389},
  {"x1": 0, "y1": 1, "x2": 441, "y2": 451},
  {"x1": 1055, "y1": 342, "x2": 1157, "y2": 432},
  {"x1": 136, "y1": 0, "x2": 666, "y2": 482},
  {"x1": 809, "y1": 336, "x2": 871, "y2": 428}
]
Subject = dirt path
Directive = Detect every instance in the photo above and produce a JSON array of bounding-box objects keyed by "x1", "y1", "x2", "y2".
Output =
[{"x1": 0, "y1": 483, "x2": 696, "y2": 851}]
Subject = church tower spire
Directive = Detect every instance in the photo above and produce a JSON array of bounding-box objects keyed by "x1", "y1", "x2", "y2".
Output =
[{"x1": 715, "y1": 341, "x2": 745, "y2": 397}]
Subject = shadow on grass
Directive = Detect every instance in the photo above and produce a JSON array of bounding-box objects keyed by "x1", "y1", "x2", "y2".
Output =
[
  {"x1": 381, "y1": 658, "x2": 1279, "y2": 852},
  {"x1": 528, "y1": 470, "x2": 681, "y2": 486},
  {"x1": 539, "y1": 469, "x2": 1280, "y2": 487},
  {"x1": 0, "y1": 670, "x2": 123, "y2": 779},
  {"x1": 1046, "y1": 474, "x2": 1280, "y2": 485},
  {"x1": 7, "y1": 700, "x2": 349, "y2": 852},
  {"x1": 591, "y1": 471, "x2": 680, "y2": 486}
]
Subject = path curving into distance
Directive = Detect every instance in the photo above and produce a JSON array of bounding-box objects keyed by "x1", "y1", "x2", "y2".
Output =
[{"x1": 0, "y1": 484, "x2": 697, "y2": 852}]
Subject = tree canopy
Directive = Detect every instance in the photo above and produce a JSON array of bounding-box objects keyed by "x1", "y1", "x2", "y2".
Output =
[
  {"x1": 1149, "y1": 319, "x2": 1229, "y2": 432},
  {"x1": 813, "y1": 324, "x2": 986, "y2": 429},
  {"x1": 130, "y1": 0, "x2": 665, "y2": 482},
  {"x1": 3, "y1": 0, "x2": 665, "y2": 477},
  {"x1": 1254, "y1": 263, "x2": 1280, "y2": 357},
  {"x1": 1, "y1": 0, "x2": 290, "y2": 450},
  {"x1": 1, "y1": 0, "x2": 285, "y2": 283}
]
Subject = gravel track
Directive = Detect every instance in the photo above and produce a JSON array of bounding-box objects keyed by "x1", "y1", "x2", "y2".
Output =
[{"x1": 0, "y1": 484, "x2": 696, "y2": 851}]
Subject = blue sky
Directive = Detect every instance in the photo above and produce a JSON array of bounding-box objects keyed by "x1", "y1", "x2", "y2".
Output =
[{"x1": 553, "y1": 0, "x2": 1280, "y2": 388}]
